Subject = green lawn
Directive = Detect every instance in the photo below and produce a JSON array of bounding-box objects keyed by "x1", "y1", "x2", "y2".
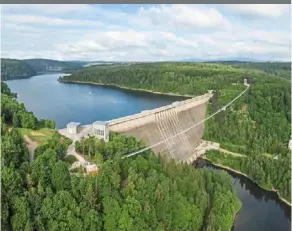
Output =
[{"x1": 18, "y1": 127, "x2": 55, "y2": 144}]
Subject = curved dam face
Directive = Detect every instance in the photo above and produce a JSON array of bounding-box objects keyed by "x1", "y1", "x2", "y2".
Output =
[{"x1": 108, "y1": 92, "x2": 213, "y2": 162}]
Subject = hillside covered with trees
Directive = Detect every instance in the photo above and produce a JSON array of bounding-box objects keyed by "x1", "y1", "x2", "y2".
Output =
[
  {"x1": 206, "y1": 150, "x2": 291, "y2": 203},
  {"x1": 208, "y1": 61, "x2": 291, "y2": 80},
  {"x1": 1, "y1": 58, "x2": 84, "y2": 81},
  {"x1": 59, "y1": 62, "x2": 291, "y2": 202},
  {"x1": 1, "y1": 59, "x2": 37, "y2": 81},
  {"x1": 23, "y1": 58, "x2": 83, "y2": 73},
  {"x1": 2, "y1": 83, "x2": 242, "y2": 231}
]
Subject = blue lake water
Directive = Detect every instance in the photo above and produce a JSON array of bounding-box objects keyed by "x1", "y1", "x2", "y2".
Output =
[{"x1": 5, "y1": 73, "x2": 186, "y2": 128}]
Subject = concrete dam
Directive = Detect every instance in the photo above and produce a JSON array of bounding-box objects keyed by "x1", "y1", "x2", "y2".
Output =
[{"x1": 108, "y1": 92, "x2": 213, "y2": 162}]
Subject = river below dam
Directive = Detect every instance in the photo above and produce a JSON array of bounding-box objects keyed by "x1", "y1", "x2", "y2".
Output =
[
  {"x1": 5, "y1": 73, "x2": 291, "y2": 231},
  {"x1": 195, "y1": 159, "x2": 291, "y2": 231}
]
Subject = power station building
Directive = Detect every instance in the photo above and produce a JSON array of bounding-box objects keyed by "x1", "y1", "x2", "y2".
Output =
[
  {"x1": 92, "y1": 121, "x2": 109, "y2": 142},
  {"x1": 66, "y1": 122, "x2": 81, "y2": 134}
]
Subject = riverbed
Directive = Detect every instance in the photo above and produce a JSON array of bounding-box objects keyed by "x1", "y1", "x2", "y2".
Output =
[{"x1": 5, "y1": 73, "x2": 291, "y2": 231}]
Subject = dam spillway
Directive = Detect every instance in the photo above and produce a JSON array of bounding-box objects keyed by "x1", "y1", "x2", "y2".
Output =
[{"x1": 108, "y1": 92, "x2": 213, "y2": 162}]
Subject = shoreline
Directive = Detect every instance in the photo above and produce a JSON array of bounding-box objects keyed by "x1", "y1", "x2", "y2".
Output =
[
  {"x1": 203, "y1": 157, "x2": 292, "y2": 207},
  {"x1": 230, "y1": 201, "x2": 242, "y2": 231},
  {"x1": 58, "y1": 79, "x2": 194, "y2": 98}
]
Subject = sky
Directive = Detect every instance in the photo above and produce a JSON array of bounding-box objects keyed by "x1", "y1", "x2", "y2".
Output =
[{"x1": 0, "y1": 4, "x2": 291, "y2": 62}]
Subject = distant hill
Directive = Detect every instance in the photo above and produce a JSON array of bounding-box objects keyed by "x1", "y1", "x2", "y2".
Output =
[
  {"x1": 23, "y1": 59, "x2": 83, "y2": 73},
  {"x1": 1, "y1": 58, "x2": 37, "y2": 81},
  {"x1": 208, "y1": 61, "x2": 291, "y2": 79},
  {"x1": 178, "y1": 58, "x2": 206, "y2": 62},
  {"x1": 179, "y1": 57, "x2": 263, "y2": 63},
  {"x1": 208, "y1": 57, "x2": 263, "y2": 62}
]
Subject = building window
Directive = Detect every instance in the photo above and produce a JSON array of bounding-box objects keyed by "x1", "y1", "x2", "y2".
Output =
[{"x1": 95, "y1": 129, "x2": 104, "y2": 137}]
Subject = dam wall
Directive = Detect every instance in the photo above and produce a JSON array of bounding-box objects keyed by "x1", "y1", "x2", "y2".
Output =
[{"x1": 108, "y1": 92, "x2": 213, "y2": 162}]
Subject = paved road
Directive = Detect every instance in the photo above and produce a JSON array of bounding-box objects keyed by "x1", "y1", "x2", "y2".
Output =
[{"x1": 67, "y1": 143, "x2": 87, "y2": 165}]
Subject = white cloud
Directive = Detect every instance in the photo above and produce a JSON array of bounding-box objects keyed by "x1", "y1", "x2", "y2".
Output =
[
  {"x1": 134, "y1": 5, "x2": 231, "y2": 31},
  {"x1": 223, "y1": 4, "x2": 291, "y2": 18},
  {"x1": 54, "y1": 28, "x2": 290, "y2": 61},
  {"x1": 1, "y1": 4, "x2": 291, "y2": 61},
  {"x1": 3, "y1": 14, "x2": 104, "y2": 27}
]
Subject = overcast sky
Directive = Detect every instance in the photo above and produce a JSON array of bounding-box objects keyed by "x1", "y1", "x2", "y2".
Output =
[{"x1": 1, "y1": 4, "x2": 291, "y2": 61}]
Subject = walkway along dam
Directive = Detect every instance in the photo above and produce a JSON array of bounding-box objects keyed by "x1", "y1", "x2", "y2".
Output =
[{"x1": 108, "y1": 92, "x2": 214, "y2": 163}]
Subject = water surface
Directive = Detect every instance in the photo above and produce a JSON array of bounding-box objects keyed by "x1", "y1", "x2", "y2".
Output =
[
  {"x1": 195, "y1": 159, "x2": 291, "y2": 231},
  {"x1": 6, "y1": 73, "x2": 186, "y2": 128}
]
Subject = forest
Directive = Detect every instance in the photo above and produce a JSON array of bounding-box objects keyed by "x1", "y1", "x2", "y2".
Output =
[
  {"x1": 23, "y1": 59, "x2": 83, "y2": 73},
  {"x1": 209, "y1": 61, "x2": 291, "y2": 79},
  {"x1": 59, "y1": 62, "x2": 291, "y2": 201},
  {"x1": 1, "y1": 59, "x2": 37, "y2": 81},
  {"x1": 206, "y1": 150, "x2": 291, "y2": 203},
  {"x1": 1, "y1": 58, "x2": 84, "y2": 81},
  {"x1": 1, "y1": 83, "x2": 242, "y2": 231}
]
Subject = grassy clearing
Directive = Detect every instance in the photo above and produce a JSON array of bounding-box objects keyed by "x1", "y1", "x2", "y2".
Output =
[
  {"x1": 18, "y1": 127, "x2": 55, "y2": 144},
  {"x1": 38, "y1": 128, "x2": 55, "y2": 136}
]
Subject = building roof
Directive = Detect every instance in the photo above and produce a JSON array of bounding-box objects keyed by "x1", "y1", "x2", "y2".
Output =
[
  {"x1": 67, "y1": 122, "x2": 81, "y2": 128},
  {"x1": 93, "y1": 121, "x2": 109, "y2": 126}
]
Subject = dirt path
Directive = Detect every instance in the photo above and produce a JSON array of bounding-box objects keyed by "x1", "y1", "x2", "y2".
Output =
[
  {"x1": 219, "y1": 148, "x2": 245, "y2": 157},
  {"x1": 23, "y1": 135, "x2": 39, "y2": 161}
]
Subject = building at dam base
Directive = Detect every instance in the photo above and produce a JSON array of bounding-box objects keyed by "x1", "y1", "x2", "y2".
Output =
[
  {"x1": 60, "y1": 121, "x2": 110, "y2": 143},
  {"x1": 59, "y1": 91, "x2": 214, "y2": 163}
]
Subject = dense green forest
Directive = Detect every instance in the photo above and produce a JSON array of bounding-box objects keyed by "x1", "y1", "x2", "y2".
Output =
[
  {"x1": 208, "y1": 61, "x2": 291, "y2": 79},
  {"x1": 1, "y1": 59, "x2": 37, "y2": 80},
  {"x1": 1, "y1": 58, "x2": 84, "y2": 81},
  {"x1": 206, "y1": 150, "x2": 291, "y2": 202},
  {"x1": 59, "y1": 62, "x2": 252, "y2": 96},
  {"x1": 23, "y1": 59, "x2": 83, "y2": 73},
  {"x1": 2, "y1": 83, "x2": 242, "y2": 231},
  {"x1": 59, "y1": 62, "x2": 291, "y2": 201}
]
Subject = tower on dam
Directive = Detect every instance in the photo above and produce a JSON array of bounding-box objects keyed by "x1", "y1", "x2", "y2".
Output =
[{"x1": 108, "y1": 92, "x2": 213, "y2": 163}]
